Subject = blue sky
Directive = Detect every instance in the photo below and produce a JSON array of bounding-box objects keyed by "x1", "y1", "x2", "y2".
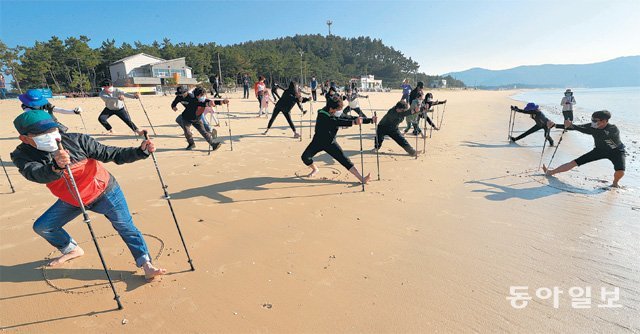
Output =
[{"x1": 1, "y1": 0, "x2": 639, "y2": 75}]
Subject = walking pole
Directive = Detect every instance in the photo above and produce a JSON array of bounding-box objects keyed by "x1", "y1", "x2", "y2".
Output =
[
  {"x1": 366, "y1": 97, "x2": 380, "y2": 180},
  {"x1": 438, "y1": 102, "x2": 447, "y2": 129},
  {"x1": 0, "y1": 156, "x2": 15, "y2": 193},
  {"x1": 142, "y1": 131, "x2": 195, "y2": 271},
  {"x1": 537, "y1": 130, "x2": 550, "y2": 170},
  {"x1": 547, "y1": 130, "x2": 567, "y2": 168},
  {"x1": 138, "y1": 97, "x2": 157, "y2": 136},
  {"x1": 510, "y1": 108, "x2": 516, "y2": 139},
  {"x1": 122, "y1": 99, "x2": 139, "y2": 141},
  {"x1": 358, "y1": 122, "x2": 365, "y2": 191},
  {"x1": 56, "y1": 139, "x2": 123, "y2": 310},
  {"x1": 507, "y1": 107, "x2": 514, "y2": 140},
  {"x1": 226, "y1": 104, "x2": 233, "y2": 151},
  {"x1": 414, "y1": 118, "x2": 419, "y2": 160},
  {"x1": 309, "y1": 100, "x2": 313, "y2": 139},
  {"x1": 299, "y1": 108, "x2": 303, "y2": 142},
  {"x1": 79, "y1": 112, "x2": 88, "y2": 133},
  {"x1": 208, "y1": 107, "x2": 214, "y2": 156}
]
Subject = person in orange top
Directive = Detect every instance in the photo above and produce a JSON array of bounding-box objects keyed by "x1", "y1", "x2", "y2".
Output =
[{"x1": 10, "y1": 110, "x2": 166, "y2": 281}]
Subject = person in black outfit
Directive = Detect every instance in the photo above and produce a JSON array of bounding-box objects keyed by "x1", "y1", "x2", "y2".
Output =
[
  {"x1": 210, "y1": 75, "x2": 222, "y2": 98},
  {"x1": 263, "y1": 81, "x2": 311, "y2": 138},
  {"x1": 174, "y1": 86, "x2": 228, "y2": 151},
  {"x1": 408, "y1": 81, "x2": 424, "y2": 106},
  {"x1": 509, "y1": 103, "x2": 555, "y2": 146},
  {"x1": 271, "y1": 81, "x2": 284, "y2": 102},
  {"x1": 242, "y1": 73, "x2": 250, "y2": 99},
  {"x1": 374, "y1": 101, "x2": 419, "y2": 156},
  {"x1": 301, "y1": 94, "x2": 374, "y2": 183},
  {"x1": 543, "y1": 110, "x2": 626, "y2": 188}
]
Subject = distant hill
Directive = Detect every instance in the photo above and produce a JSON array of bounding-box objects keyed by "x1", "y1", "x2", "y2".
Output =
[{"x1": 445, "y1": 56, "x2": 640, "y2": 88}]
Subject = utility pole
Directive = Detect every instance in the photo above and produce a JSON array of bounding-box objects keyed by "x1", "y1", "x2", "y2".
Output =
[
  {"x1": 326, "y1": 20, "x2": 333, "y2": 36},
  {"x1": 299, "y1": 50, "x2": 304, "y2": 86}
]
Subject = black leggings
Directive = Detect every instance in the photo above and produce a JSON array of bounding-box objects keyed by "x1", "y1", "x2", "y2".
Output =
[
  {"x1": 272, "y1": 90, "x2": 280, "y2": 101},
  {"x1": 311, "y1": 90, "x2": 317, "y2": 101},
  {"x1": 375, "y1": 127, "x2": 410, "y2": 149},
  {"x1": 514, "y1": 124, "x2": 553, "y2": 145},
  {"x1": 266, "y1": 107, "x2": 296, "y2": 132},
  {"x1": 98, "y1": 107, "x2": 138, "y2": 132},
  {"x1": 575, "y1": 148, "x2": 626, "y2": 171},
  {"x1": 301, "y1": 140, "x2": 354, "y2": 170}
]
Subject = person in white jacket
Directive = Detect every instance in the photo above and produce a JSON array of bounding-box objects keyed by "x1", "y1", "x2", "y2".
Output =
[
  {"x1": 98, "y1": 79, "x2": 143, "y2": 135},
  {"x1": 560, "y1": 89, "x2": 576, "y2": 121}
]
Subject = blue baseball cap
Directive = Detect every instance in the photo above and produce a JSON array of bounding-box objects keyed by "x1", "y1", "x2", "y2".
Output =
[
  {"x1": 14, "y1": 110, "x2": 59, "y2": 135},
  {"x1": 524, "y1": 102, "x2": 539, "y2": 111},
  {"x1": 18, "y1": 89, "x2": 49, "y2": 108}
]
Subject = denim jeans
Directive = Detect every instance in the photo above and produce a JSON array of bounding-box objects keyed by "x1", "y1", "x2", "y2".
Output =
[
  {"x1": 200, "y1": 114, "x2": 211, "y2": 133},
  {"x1": 33, "y1": 181, "x2": 151, "y2": 267}
]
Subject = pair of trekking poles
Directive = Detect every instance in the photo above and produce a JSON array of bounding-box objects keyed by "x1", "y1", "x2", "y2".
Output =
[
  {"x1": 54, "y1": 130, "x2": 193, "y2": 310},
  {"x1": 508, "y1": 106, "x2": 566, "y2": 170}
]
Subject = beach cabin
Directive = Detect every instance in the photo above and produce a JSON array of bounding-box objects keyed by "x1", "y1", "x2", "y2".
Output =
[
  {"x1": 109, "y1": 53, "x2": 197, "y2": 93},
  {"x1": 359, "y1": 75, "x2": 383, "y2": 92}
]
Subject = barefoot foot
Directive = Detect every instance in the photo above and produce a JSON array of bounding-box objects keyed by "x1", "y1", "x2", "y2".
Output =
[
  {"x1": 306, "y1": 168, "x2": 319, "y2": 178},
  {"x1": 48, "y1": 246, "x2": 85, "y2": 267},
  {"x1": 542, "y1": 164, "x2": 550, "y2": 175},
  {"x1": 143, "y1": 262, "x2": 167, "y2": 281},
  {"x1": 362, "y1": 173, "x2": 371, "y2": 184}
]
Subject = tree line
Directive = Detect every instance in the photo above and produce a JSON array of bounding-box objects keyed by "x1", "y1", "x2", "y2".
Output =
[{"x1": 0, "y1": 34, "x2": 465, "y2": 94}]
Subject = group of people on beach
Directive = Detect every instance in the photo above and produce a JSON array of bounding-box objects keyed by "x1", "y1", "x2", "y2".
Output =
[
  {"x1": 6, "y1": 76, "x2": 448, "y2": 281},
  {"x1": 509, "y1": 89, "x2": 626, "y2": 188},
  {"x1": 6, "y1": 78, "x2": 626, "y2": 287}
]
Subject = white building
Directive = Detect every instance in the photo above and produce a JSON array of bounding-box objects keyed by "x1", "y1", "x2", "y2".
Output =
[
  {"x1": 359, "y1": 75, "x2": 383, "y2": 91},
  {"x1": 109, "y1": 53, "x2": 197, "y2": 88}
]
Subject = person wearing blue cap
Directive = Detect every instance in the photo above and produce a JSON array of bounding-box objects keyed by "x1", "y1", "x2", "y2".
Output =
[
  {"x1": 19, "y1": 89, "x2": 83, "y2": 133},
  {"x1": 509, "y1": 103, "x2": 556, "y2": 146},
  {"x1": 9, "y1": 109, "x2": 166, "y2": 280}
]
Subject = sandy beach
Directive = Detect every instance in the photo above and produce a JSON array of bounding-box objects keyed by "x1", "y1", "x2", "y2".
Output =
[{"x1": 1, "y1": 89, "x2": 639, "y2": 333}]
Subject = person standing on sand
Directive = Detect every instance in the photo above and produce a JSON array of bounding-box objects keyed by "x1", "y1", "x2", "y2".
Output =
[
  {"x1": 401, "y1": 79, "x2": 411, "y2": 102},
  {"x1": 310, "y1": 76, "x2": 318, "y2": 101},
  {"x1": 374, "y1": 100, "x2": 419, "y2": 156},
  {"x1": 543, "y1": 110, "x2": 626, "y2": 188},
  {"x1": 0, "y1": 74, "x2": 7, "y2": 99},
  {"x1": 271, "y1": 80, "x2": 284, "y2": 102},
  {"x1": 19, "y1": 88, "x2": 83, "y2": 133},
  {"x1": 263, "y1": 81, "x2": 311, "y2": 138},
  {"x1": 408, "y1": 81, "x2": 424, "y2": 106},
  {"x1": 560, "y1": 89, "x2": 576, "y2": 121},
  {"x1": 301, "y1": 94, "x2": 374, "y2": 183},
  {"x1": 171, "y1": 85, "x2": 217, "y2": 132},
  {"x1": 509, "y1": 103, "x2": 556, "y2": 146},
  {"x1": 242, "y1": 73, "x2": 250, "y2": 99},
  {"x1": 97, "y1": 79, "x2": 144, "y2": 136},
  {"x1": 10, "y1": 110, "x2": 166, "y2": 280},
  {"x1": 175, "y1": 87, "x2": 227, "y2": 151},
  {"x1": 404, "y1": 91, "x2": 440, "y2": 137},
  {"x1": 254, "y1": 76, "x2": 266, "y2": 112}
]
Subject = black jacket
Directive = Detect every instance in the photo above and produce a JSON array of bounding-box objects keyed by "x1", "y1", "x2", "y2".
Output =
[{"x1": 312, "y1": 109, "x2": 373, "y2": 145}]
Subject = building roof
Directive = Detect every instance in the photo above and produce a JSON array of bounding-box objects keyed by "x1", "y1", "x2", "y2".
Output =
[
  {"x1": 144, "y1": 57, "x2": 192, "y2": 69},
  {"x1": 110, "y1": 53, "x2": 166, "y2": 65}
]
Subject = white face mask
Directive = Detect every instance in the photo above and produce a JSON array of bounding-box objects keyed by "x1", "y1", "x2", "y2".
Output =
[
  {"x1": 590, "y1": 121, "x2": 598, "y2": 128},
  {"x1": 33, "y1": 129, "x2": 61, "y2": 152},
  {"x1": 333, "y1": 109, "x2": 344, "y2": 117},
  {"x1": 198, "y1": 96, "x2": 206, "y2": 102}
]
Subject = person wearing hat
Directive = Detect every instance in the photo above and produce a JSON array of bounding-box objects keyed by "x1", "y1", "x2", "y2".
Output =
[
  {"x1": 175, "y1": 86, "x2": 228, "y2": 151},
  {"x1": 301, "y1": 94, "x2": 374, "y2": 182},
  {"x1": 97, "y1": 79, "x2": 143, "y2": 135},
  {"x1": 19, "y1": 88, "x2": 83, "y2": 133},
  {"x1": 171, "y1": 85, "x2": 215, "y2": 133},
  {"x1": 374, "y1": 100, "x2": 420, "y2": 156},
  {"x1": 9, "y1": 110, "x2": 166, "y2": 280},
  {"x1": 544, "y1": 110, "x2": 626, "y2": 188},
  {"x1": 560, "y1": 89, "x2": 576, "y2": 121},
  {"x1": 509, "y1": 103, "x2": 556, "y2": 146}
]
